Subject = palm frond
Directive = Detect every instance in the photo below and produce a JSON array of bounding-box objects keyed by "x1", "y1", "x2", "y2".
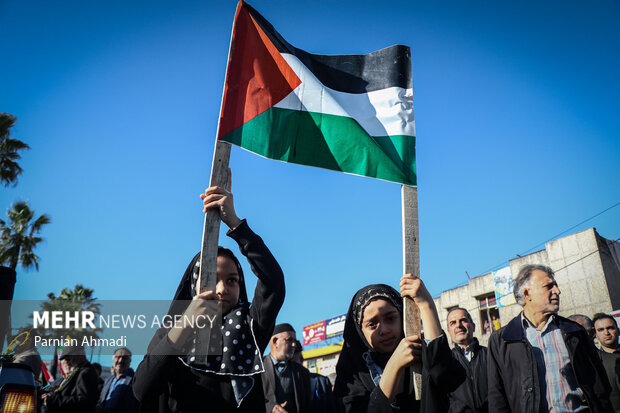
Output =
[
  {"x1": 0, "y1": 113, "x2": 17, "y2": 139},
  {"x1": 0, "y1": 201, "x2": 50, "y2": 271},
  {"x1": 31, "y1": 214, "x2": 51, "y2": 233},
  {"x1": 0, "y1": 113, "x2": 29, "y2": 187}
]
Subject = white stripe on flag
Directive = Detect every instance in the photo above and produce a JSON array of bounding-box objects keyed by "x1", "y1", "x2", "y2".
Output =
[{"x1": 274, "y1": 54, "x2": 415, "y2": 138}]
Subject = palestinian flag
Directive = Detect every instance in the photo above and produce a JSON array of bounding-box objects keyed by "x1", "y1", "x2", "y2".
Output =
[{"x1": 218, "y1": 1, "x2": 416, "y2": 186}]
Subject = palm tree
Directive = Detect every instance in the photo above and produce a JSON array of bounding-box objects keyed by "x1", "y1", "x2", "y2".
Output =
[
  {"x1": 40, "y1": 284, "x2": 102, "y2": 341},
  {"x1": 0, "y1": 201, "x2": 51, "y2": 270},
  {"x1": 0, "y1": 201, "x2": 50, "y2": 352},
  {"x1": 38, "y1": 285, "x2": 101, "y2": 378},
  {"x1": 0, "y1": 113, "x2": 30, "y2": 187}
]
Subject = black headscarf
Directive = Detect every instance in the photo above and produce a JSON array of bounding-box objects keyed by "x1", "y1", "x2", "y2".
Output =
[
  {"x1": 147, "y1": 247, "x2": 265, "y2": 406},
  {"x1": 333, "y1": 284, "x2": 459, "y2": 413},
  {"x1": 334, "y1": 284, "x2": 404, "y2": 397}
]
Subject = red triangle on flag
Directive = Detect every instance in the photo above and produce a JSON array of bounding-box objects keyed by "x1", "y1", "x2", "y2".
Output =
[{"x1": 217, "y1": 2, "x2": 301, "y2": 139}]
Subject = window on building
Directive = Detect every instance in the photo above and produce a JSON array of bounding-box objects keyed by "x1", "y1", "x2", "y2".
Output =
[{"x1": 478, "y1": 294, "x2": 500, "y2": 334}]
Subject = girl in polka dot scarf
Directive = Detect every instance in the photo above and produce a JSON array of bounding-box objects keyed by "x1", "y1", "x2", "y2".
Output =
[{"x1": 134, "y1": 184, "x2": 286, "y2": 412}]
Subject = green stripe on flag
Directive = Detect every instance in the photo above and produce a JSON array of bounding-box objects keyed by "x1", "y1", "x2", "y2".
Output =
[{"x1": 220, "y1": 107, "x2": 416, "y2": 186}]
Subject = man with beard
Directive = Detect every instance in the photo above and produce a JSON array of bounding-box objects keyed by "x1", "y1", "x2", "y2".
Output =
[
  {"x1": 262, "y1": 324, "x2": 311, "y2": 413},
  {"x1": 446, "y1": 308, "x2": 488, "y2": 413},
  {"x1": 41, "y1": 346, "x2": 99, "y2": 413},
  {"x1": 487, "y1": 265, "x2": 613, "y2": 413}
]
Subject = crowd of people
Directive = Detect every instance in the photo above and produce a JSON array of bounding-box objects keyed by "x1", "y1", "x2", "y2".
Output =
[
  {"x1": 34, "y1": 345, "x2": 138, "y2": 413},
  {"x1": 10, "y1": 182, "x2": 619, "y2": 412}
]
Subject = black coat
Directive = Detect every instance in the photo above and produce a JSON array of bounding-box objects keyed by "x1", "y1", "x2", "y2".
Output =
[
  {"x1": 598, "y1": 350, "x2": 620, "y2": 412},
  {"x1": 45, "y1": 362, "x2": 99, "y2": 413},
  {"x1": 447, "y1": 339, "x2": 488, "y2": 413},
  {"x1": 132, "y1": 221, "x2": 285, "y2": 413},
  {"x1": 487, "y1": 313, "x2": 613, "y2": 413},
  {"x1": 262, "y1": 356, "x2": 311, "y2": 413},
  {"x1": 309, "y1": 372, "x2": 337, "y2": 413}
]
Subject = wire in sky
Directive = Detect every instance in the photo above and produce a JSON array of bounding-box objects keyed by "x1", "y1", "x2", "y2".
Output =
[
  {"x1": 553, "y1": 236, "x2": 620, "y2": 274},
  {"x1": 477, "y1": 200, "x2": 620, "y2": 276},
  {"x1": 518, "y1": 201, "x2": 620, "y2": 257}
]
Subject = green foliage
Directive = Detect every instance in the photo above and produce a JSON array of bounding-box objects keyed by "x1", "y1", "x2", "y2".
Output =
[
  {"x1": 0, "y1": 201, "x2": 51, "y2": 270},
  {"x1": 37, "y1": 285, "x2": 102, "y2": 341},
  {"x1": 0, "y1": 113, "x2": 30, "y2": 187}
]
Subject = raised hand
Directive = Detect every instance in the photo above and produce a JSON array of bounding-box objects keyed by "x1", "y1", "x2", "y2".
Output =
[
  {"x1": 400, "y1": 273, "x2": 433, "y2": 306},
  {"x1": 200, "y1": 174, "x2": 241, "y2": 229},
  {"x1": 400, "y1": 273, "x2": 442, "y2": 340}
]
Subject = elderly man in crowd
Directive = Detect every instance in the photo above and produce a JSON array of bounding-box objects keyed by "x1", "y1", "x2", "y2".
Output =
[
  {"x1": 594, "y1": 313, "x2": 620, "y2": 412},
  {"x1": 487, "y1": 264, "x2": 613, "y2": 412},
  {"x1": 446, "y1": 307, "x2": 488, "y2": 413},
  {"x1": 262, "y1": 323, "x2": 311, "y2": 413},
  {"x1": 97, "y1": 347, "x2": 139, "y2": 413},
  {"x1": 41, "y1": 346, "x2": 99, "y2": 413}
]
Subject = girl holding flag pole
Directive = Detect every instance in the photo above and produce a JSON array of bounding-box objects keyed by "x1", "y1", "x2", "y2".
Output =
[
  {"x1": 133, "y1": 175, "x2": 286, "y2": 412},
  {"x1": 333, "y1": 276, "x2": 460, "y2": 412}
]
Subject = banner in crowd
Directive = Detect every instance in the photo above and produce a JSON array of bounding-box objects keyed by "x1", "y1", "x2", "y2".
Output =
[
  {"x1": 326, "y1": 314, "x2": 346, "y2": 339},
  {"x1": 302, "y1": 320, "x2": 326, "y2": 346},
  {"x1": 492, "y1": 266, "x2": 516, "y2": 308}
]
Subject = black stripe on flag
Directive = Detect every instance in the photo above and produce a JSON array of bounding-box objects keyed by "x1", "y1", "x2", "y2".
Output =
[{"x1": 242, "y1": 1, "x2": 412, "y2": 94}]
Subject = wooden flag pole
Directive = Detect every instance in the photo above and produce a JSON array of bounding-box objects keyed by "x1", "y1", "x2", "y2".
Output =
[
  {"x1": 193, "y1": 3, "x2": 239, "y2": 360},
  {"x1": 199, "y1": 140, "x2": 231, "y2": 293},
  {"x1": 191, "y1": 141, "x2": 231, "y2": 362},
  {"x1": 198, "y1": 1, "x2": 240, "y2": 295},
  {"x1": 402, "y1": 184, "x2": 422, "y2": 400}
]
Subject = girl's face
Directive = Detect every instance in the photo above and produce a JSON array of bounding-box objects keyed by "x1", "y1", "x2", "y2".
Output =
[
  {"x1": 215, "y1": 255, "x2": 240, "y2": 314},
  {"x1": 195, "y1": 255, "x2": 240, "y2": 314},
  {"x1": 360, "y1": 298, "x2": 402, "y2": 354}
]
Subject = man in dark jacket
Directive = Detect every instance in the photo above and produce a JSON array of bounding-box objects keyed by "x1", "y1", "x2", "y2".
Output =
[
  {"x1": 262, "y1": 324, "x2": 311, "y2": 413},
  {"x1": 292, "y1": 340, "x2": 337, "y2": 413},
  {"x1": 42, "y1": 346, "x2": 99, "y2": 413},
  {"x1": 446, "y1": 307, "x2": 488, "y2": 413},
  {"x1": 594, "y1": 313, "x2": 620, "y2": 412},
  {"x1": 487, "y1": 264, "x2": 613, "y2": 413}
]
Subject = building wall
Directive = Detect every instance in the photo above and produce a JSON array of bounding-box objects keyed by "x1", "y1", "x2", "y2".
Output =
[
  {"x1": 597, "y1": 233, "x2": 620, "y2": 310},
  {"x1": 543, "y1": 228, "x2": 612, "y2": 317}
]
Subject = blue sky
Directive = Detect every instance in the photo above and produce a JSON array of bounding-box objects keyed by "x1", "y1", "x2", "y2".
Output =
[{"x1": 2, "y1": 0, "x2": 619, "y2": 362}]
